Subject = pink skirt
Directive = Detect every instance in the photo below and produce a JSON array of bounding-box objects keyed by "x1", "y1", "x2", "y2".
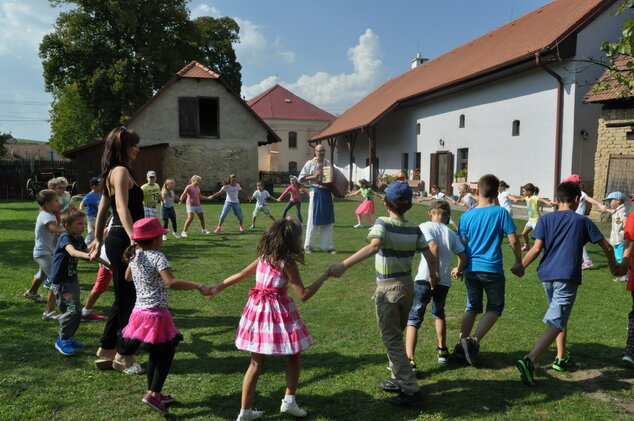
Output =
[
  {"x1": 122, "y1": 307, "x2": 180, "y2": 345},
  {"x1": 355, "y1": 199, "x2": 375, "y2": 215}
]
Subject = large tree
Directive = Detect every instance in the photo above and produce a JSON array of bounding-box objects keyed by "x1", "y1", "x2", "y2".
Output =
[
  {"x1": 597, "y1": 0, "x2": 634, "y2": 93},
  {"x1": 40, "y1": 0, "x2": 242, "y2": 152}
]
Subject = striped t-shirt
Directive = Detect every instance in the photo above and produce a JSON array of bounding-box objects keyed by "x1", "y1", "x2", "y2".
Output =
[{"x1": 368, "y1": 216, "x2": 428, "y2": 281}]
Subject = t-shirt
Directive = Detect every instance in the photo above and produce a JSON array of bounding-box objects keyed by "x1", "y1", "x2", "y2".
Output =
[
  {"x1": 141, "y1": 183, "x2": 161, "y2": 208},
  {"x1": 184, "y1": 184, "x2": 201, "y2": 206},
  {"x1": 359, "y1": 187, "x2": 374, "y2": 200},
  {"x1": 368, "y1": 216, "x2": 427, "y2": 281},
  {"x1": 432, "y1": 192, "x2": 446, "y2": 200},
  {"x1": 279, "y1": 185, "x2": 303, "y2": 202},
  {"x1": 462, "y1": 193, "x2": 477, "y2": 210},
  {"x1": 621, "y1": 211, "x2": 634, "y2": 291},
  {"x1": 222, "y1": 183, "x2": 241, "y2": 203},
  {"x1": 525, "y1": 195, "x2": 541, "y2": 223},
  {"x1": 81, "y1": 191, "x2": 102, "y2": 217},
  {"x1": 498, "y1": 190, "x2": 512, "y2": 214},
  {"x1": 252, "y1": 189, "x2": 270, "y2": 206},
  {"x1": 162, "y1": 190, "x2": 175, "y2": 208},
  {"x1": 532, "y1": 210, "x2": 604, "y2": 284},
  {"x1": 33, "y1": 210, "x2": 59, "y2": 257},
  {"x1": 415, "y1": 221, "x2": 465, "y2": 287},
  {"x1": 458, "y1": 205, "x2": 517, "y2": 273},
  {"x1": 59, "y1": 192, "x2": 71, "y2": 213},
  {"x1": 610, "y1": 204, "x2": 626, "y2": 245},
  {"x1": 50, "y1": 232, "x2": 87, "y2": 284},
  {"x1": 129, "y1": 250, "x2": 172, "y2": 308},
  {"x1": 576, "y1": 191, "x2": 588, "y2": 215}
]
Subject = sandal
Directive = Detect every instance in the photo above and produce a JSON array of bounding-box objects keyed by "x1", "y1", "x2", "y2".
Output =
[
  {"x1": 112, "y1": 360, "x2": 145, "y2": 375},
  {"x1": 94, "y1": 359, "x2": 114, "y2": 370},
  {"x1": 23, "y1": 291, "x2": 46, "y2": 303}
]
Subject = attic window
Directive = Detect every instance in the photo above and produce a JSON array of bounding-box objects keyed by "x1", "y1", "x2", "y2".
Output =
[
  {"x1": 512, "y1": 120, "x2": 520, "y2": 136},
  {"x1": 459, "y1": 114, "x2": 465, "y2": 128},
  {"x1": 178, "y1": 96, "x2": 219, "y2": 138},
  {"x1": 285, "y1": 98, "x2": 292, "y2": 103}
]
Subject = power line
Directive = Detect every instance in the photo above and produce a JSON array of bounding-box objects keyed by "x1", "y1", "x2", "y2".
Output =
[{"x1": 0, "y1": 119, "x2": 49, "y2": 122}]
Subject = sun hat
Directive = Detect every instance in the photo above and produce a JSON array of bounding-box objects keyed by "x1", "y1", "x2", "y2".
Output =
[
  {"x1": 562, "y1": 174, "x2": 581, "y2": 184},
  {"x1": 603, "y1": 191, "x2": 627, "y2": 201},
  {"x1": 146, "y1": 170, "x2": 157, "y2": 178},
  {"x1": 131, "y1": 218, "x2": 169, "y2": 241},
  {"x1": 385, "y1": 181, "x2": 413, "y2": 204}
]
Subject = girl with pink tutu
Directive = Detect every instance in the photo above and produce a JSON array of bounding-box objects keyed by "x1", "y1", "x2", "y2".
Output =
[
  {"x1": 346, "y1": 179, "x2": 383, "y2": 228},
  {"x1": 210, "y1": 218, "x2": 330, "y2": 421},
  {"x1": 122, "y1": 218, "x2": 211, "y2": 415}
]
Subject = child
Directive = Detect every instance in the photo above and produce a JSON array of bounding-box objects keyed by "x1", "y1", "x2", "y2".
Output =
[
  {"x1": 457, "y1": 183, "x2": 477, "y2": 210},
  {"x1": 278, "y1": 176, "x2": 307, "y2": 223},
  {"x1": 55, "y1": 177, "x2": 72, "y2": 213},
  {"x1": 509, "y1": 183, "x2": 552, "y2": 251},
  {"x1": 616, "y1": 205, "x2": 634, "y2": 367},
  {"x1": 248, "y1": 181, "x2": 276, "y2": 229},
  {"x1": 454, "y1": 174, "x2": 524, "y2": 366},
  {"x1": 141, "y1": 170, "x2": 161, "y2": 218},
  {"x1": 210, "y1": 218, "x2": 330, "y2": 421},
  {"x1": 49, "y1": 208, "x2": 107, "y2": 355},
  {"x1": 210, "y1": 174, "x2": 247, "y2": 233},
  {"x1": 345, "y1": 179, "x2": 382, "y2": 228},
  {"x1": 121, "y1": 218, "x2": 210, "y2": 414},
  {"x1": 179, "y1": 175, "x2": 212, "y2": 236},
  {"x1": 329, "y1": 181, "x2": 438, "y2": 407},
  {"x1": 81, "y1": 219, "x2": 112, "y2": 321},
  {"x1": 497, "y1": 181, "x2": 513, "y2": 216},
  {"x1": 417, "y1": 185, "x2": 459, "y2": 230},
  {"x1": 24, "y1": 190, "x2": 64, "y2": 319},
  {"x1": 602, "y1": 191, "x2": 627, "y2": 281},
  {"x1": 160, "y1": 178, "x2": 180, "y2": 240},
  {"x1": 516, "y1": 181, "x2": 618, "y2": 384},
  {"x1": 79, "y1": 177, "x2": 102, "y2": 245},
  {"x1": 406, "y1": 201, "x2": 467, "y2": 369}
]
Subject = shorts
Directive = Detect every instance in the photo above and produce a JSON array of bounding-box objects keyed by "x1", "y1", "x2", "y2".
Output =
[
  {"x1": 186, "y1": 205, "x2": 204, "y2": 214},
  {"x1": 542, "y1": 280, "x2": 578, "y2": 331},
  {"x1": 144, "y1": 206, "x2": 158, "y2": 218},
  {"x1": 253, "y1": 204, "x2": 272, "y2": 217},
  {"x1": 91, "y1": 266, "x2": 113, "y2": 294},
  {"x1": 87, "y1": 215, "x2": 96, "y2": 229},
  {"x1": 464, "y1": 271, "x2": 505, "y2": 316},
  {"x1": 407, "y1": 280, "x2": 450, "y2": 328},
  {"x1": 34, "y1": 254, "x2": 53, "y2": 282},
  {"x1": 525, "y1": 221, "x2": 537, "y2": 229},
  {"x1": 614, "y1": 242, "x2": 624, "y2": 263}
]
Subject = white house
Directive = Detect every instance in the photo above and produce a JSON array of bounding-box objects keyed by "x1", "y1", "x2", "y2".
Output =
[{"x1": 311, "y1": 0, "x2": 626, "y2": 200}]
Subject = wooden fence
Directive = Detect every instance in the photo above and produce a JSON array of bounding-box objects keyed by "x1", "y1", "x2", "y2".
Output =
[{"x1": 0, "y1": 159, "x2": 78, "y2": 200}]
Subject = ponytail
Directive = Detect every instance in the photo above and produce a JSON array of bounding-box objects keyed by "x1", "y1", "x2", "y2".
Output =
[{"x1": 123, "y1": 243, "x2": 138, "y2": 263}]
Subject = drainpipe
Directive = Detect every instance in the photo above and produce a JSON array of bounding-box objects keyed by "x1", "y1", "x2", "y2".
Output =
[{"x1": 535, "y1": 52, "x2": 563, "y2": 199}]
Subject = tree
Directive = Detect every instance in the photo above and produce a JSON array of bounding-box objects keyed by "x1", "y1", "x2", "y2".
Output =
[
  {"x1": 597, "y1": 1, "x2": 634, "y2": 93},
  {"x1": 40, "y1": 0, "x2": 242, "y2": 152},
  {"x1": 0, "y1": 132, "x2": 10, "y2": 158},
  {"x1": 48, "y1": 83, "x2": 99, "y2": 152}
]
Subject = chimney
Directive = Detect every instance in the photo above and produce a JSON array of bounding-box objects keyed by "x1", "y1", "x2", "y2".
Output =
[{"x1": 410, "y1": 52, "x2": 428, "y2": 69}]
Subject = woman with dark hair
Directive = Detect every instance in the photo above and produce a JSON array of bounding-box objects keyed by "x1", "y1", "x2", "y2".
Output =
[{"x1": 89, "y1": 127, "x2": 145, "y2": 373}]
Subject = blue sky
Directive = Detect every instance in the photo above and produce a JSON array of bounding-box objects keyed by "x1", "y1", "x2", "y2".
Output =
[{"x1": 0, "y1": 0, "x2": 553, "y2": 142}]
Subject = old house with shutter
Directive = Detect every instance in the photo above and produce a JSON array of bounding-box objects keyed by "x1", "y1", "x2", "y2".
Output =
[
  {"x1": 64, "y1": 61, "x2": 279, "y2": 192},
  {"x1": 310, "y1": 0, "x2": 626, "y2": 199}
]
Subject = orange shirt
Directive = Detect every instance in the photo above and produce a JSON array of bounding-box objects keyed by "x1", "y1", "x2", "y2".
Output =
[{"x1": 623, "y1": 211, "x2": 634, "y2": 291}]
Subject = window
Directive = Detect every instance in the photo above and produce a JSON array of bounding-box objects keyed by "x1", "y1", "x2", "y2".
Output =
[
  {"x1": 402, "y1": 153, "x2": 409, "y2": 173},
  {"x1": 288, "y1": 161, "x2": 297, "y2": 174},
  {"x1": 459, "y1": 114, "x2": 465, "y2": 128},
  {"x1": 289, "y1": 131, "x2": 297, "y2": 149},
  {"x1": 512, "y1": 120, "x2": 520, "y2": 136},
  {"x1": 178, "y1": 96, "x2": 219, "y2": 137},
  {"x1": 416, "y1": 123, "x2": 421, "y2": 135}
]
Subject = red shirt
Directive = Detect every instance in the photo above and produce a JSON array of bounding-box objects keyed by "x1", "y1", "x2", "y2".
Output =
[{"x1": 623, "y1": 211, "x2": 634, "y2": 291}]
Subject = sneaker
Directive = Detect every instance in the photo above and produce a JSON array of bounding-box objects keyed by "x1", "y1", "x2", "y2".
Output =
[
  {"x1": 622, "y1": 354, "x2": 634, "y2": 367},
  {"x1": 437, "y1": 347, "x2": 449, "y2": 364},
  {"x1": 142, "y1": 393, "x2": 168, "y2": 415},
  {"x1": 23, "y1": 290, "x2": 46, "y2": 303},
  {"x1": 202, "y1": 229, "x2": 211, "y2": 234},
  {"x1": 236, "y1": 409, "x2": 264, "y2": 421},
  {"x1": 172, "y1": 232, "x2": 181, "y2": 239},
  {"x1": 452, "y1": 342, "x2": 466, "y2": 362},
  {"x1": 239, "y1": 226, "x2": 245, "y2": 232},
  {"x1": 552, "y1": 354, "x2": 571, "y2": 372},
  {"x1": 180, "y1": 231, "x2": 188, "y2": 237},
  {"x1": 55, "y1": 337, "x2": 75, "y2": 356},
  {"x1": 213, "y1": 227, "x2": 221, "y2": 233},
  {"x1": 280, "y1": 400, "x2": 307, "y2": 417},
  {"x1": 325, "y1": 249, "x2": 337, "y2": 254},
  {"x1": 409, "y1": 359, "x2": 417, "y2": 372},
  {"x1": 42, "y1": 311, "x2": 60, "y2": 320},
  {"x1": 68, "y1": 338, "x2": 84, "y2": 348},
  {"x1": 516, "y1": 355, "x2": 535, "y2": 385},
  {"x1": 304, "y1": 247, "x2": 313, "y2": 254},
  {"x1": 379, "y1": 379, "x2": 402, "y2": 393},
  {"x1": 613, "y1": 275, "x2": 628, "y2": 282},
  {"x1": 43, "y1": 279, "x2": 52, "y2": 289},
  {"x1": 353, "y1": 223, "x2": 364, "y2": 228},
  {"x1": 81, "y1": 312, "x2": 105, "y2": 322},
  {"x1": 521, "y1": 244, "x2": 530, "y2": 251},
  {"x1": 160, "y1": 394, "x2": 176, "y2": 405},
  {"x1": 581, "y1": 260, "x2": 594, "y2": 270},
  {"x1": 249, "y1": 225, "x2": 255, "y2": 230},
  {"x1": 460, "y1": 337, "x2": 480, "y2": 366},
  {"x1": 388, "y1": 391, "x2": 421, "y2": 407},
  {"x1": 162, "y1": 234, "x2": 167, "y2": 241}
]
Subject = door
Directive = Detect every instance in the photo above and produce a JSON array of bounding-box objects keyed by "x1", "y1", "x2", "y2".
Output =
[{"x1": 430, "y1": 152, "x2": 454, "y2": 194}]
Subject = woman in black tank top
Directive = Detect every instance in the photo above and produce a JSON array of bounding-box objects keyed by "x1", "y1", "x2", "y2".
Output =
[{"x1": 89, "y1": 127, "x2": 145, "y2": 373}]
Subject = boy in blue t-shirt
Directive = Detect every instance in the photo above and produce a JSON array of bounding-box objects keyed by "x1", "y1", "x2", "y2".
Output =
[
  {"x1": 50, "y1": 208, "x2": 108, "y2": 355},
  {"x1": 80, "y1": 177, "x2": 102, "y2": 245},
  {"x1": 455, "y1": 174, "x2": 524, "y2": 366},
  {"x1": 516, "y1": 182, "x2": 618, "y2": 385}
]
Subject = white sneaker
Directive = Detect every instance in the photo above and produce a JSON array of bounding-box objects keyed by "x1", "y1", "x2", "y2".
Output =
[
  {"x1": 162, "y1": 235, "x2": 167, "y2": 241},
  {"x1": 173, "y1": 232, "x2": 181, "y2": 239},
  {"x1": 180, "y1": 231, "x2": 188, "y2": 237},
  {"x1": 280, "y1": 400, "x2": 307, "y2": 417},
  {"x1": 353, "y1": 224, "x2": 364, "y2": 228},
  {"x1": 42, "y1": 311, "x2": 60, "y2": 320},
  {"x1": 236, "y1": 409, "x2": 264, "y2": 421},
  {"x1": 202, "y1": 229, "x2": 211, "y2": 234}
]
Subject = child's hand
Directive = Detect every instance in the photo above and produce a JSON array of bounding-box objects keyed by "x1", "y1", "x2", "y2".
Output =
[
  {"x1": 614, "y1": 261, "x2": 629, "y2": 277},
  {"x1": 208, "y1": 284, "x2": 222, "y2": 297},
  {"x1": 451, "y1": 267, "x2": 463, "y2": 280},
  {"x1": 328, "y1": 263, "x2": 347, "y2": 278},
  {"x1": 510, "y1": 262, "x2": 525, "y2": 277}
]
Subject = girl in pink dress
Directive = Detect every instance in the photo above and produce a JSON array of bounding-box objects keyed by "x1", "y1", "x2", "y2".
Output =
[
  {"x1": 345, "y1": 179, "x2": 383, "y2": 228},
  {"x1": 211, "y1": 218, "x2": 330, "y2": 421}
]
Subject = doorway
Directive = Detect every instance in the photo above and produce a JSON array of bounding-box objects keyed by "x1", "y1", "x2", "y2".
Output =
[{"x1": 430, "y1": 151, "x2": 454, "y2": 194}]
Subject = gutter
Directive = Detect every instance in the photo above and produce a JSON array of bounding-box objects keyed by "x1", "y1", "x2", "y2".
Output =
[{"x1": 535, "y1": 52, "x2": 563, "y2": 198}]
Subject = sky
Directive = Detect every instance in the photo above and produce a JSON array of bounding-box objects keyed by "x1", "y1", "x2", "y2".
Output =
[{"x1": 0, "y1": 0, "x2": 554, "y2": 142}]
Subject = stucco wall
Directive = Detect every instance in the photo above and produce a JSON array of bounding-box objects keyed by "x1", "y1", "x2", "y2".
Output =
[{"x1": 128, "y1": 78, "x2": 267, "y2": 192}]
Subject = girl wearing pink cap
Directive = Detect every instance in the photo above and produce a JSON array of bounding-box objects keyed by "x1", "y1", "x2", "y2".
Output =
[{"x1": 121, "y1": 218, "x2": 211, "y2": 415}]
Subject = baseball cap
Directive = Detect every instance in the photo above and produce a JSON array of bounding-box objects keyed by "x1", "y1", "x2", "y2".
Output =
[
  {"x1": 562, "y1": 174, "x2": 581, "y2": 184},
  {"x1": 89, "y1": 177, "x2": 101, "y2": 186},
  {"x1": 147, "y1": 170, "x2": 157, "y2": 178},
  {"x1": 603, "y1": 191, "x2": 626, "y2": 201},
  {"x1": 385, "y1": 181, "x2": 413, "y2": 204}
]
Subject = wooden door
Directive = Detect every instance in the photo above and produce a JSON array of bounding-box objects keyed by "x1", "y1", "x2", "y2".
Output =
[{"x1": 430, "y1": 151, "x2": 454, "y2": 194}]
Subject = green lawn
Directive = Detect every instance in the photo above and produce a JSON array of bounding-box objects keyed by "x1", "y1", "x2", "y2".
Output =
[{"x1": 0, "y1": 199, "x2": 632, "y2": 421}]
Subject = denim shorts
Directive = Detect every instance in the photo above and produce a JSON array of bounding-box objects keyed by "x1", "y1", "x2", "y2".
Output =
[
  {"x1": 186, "y1": 205, "x2": 203, "y2": 214},
  {"x1": 464, "y1": 271, "x2": 505, "y2": 315},
  {"x1": 542, "y1": 280, "x2": 579, "y2": 331},
  {"x1": 407, "y1": 280, "x2": 450, "y2": 328}
]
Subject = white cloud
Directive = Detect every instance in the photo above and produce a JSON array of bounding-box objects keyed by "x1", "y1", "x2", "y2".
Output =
[
  {"x1": 242, "y1": 28, "x2": 385, "y2": 115},
  {"x1": 0, "y1": 1, "x2": 58, "y2": 57},
  {"x1": 234, "y1": 17, "x2": 295, "y2": 66},
  {"x1": 190, "y1": 3, "x2": 220, "y2": 19}
]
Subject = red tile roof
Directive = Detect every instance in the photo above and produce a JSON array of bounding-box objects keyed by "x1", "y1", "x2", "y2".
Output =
[
  {"x1": 312, "y1": 0, "x2": 617, "y2": 140},
  {"x1": 247, "y1": 84, "x2": 335, "y2": 121},
  {"x1": 176, "y1": 61, "x2": 221, "y2": 79},
  {"x1": 585, "y1": 54, "x2": 634, "y2": 102}
]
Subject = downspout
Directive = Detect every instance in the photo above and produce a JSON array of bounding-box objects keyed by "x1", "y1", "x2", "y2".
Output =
[{"x1": 535, "y1": 52, "x2": 563, "y2": 198}]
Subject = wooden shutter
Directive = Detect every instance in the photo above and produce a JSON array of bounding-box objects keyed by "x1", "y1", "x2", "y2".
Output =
[
  {"x1": 430, "y1": 153, "x2": 438, "y2": 189},
  {"x1": 178, "y1": 97, "x2": 199, "y2": 137}
]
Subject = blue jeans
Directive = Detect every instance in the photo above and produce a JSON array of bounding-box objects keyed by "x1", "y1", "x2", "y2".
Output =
[
  {"x1": 542, "y1": 280, "x2": 579, "y2": 331},
  {"x1": 464, "y1": 272, "x2": 505, "y2": 316},
  {"x1": 219, "y1": 202, "x2": 243, "y2": 222},
  {"x1": 407, "y1": 280, "x2": 450, "y2": 328}
]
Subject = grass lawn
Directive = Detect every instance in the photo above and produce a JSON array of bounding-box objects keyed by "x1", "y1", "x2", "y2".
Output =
[{"x1": 0, "y1": 198, "x2": 632, "y2": 421}]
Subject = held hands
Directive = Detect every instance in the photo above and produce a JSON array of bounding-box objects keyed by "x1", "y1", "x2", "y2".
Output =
[
  {"x1": 88, "y1": 240, "x2": 102, "y2": 260},
  {"x1": 451, "y1": 267, "x2": 463, "y2": 280},
  {"x1": 510, "y1": 262, "x2": 525, "y2": 278},
  {"x1": 613, "y1": 261, "x2": 629, "y2": 277},
  {"x1": 328, "y1": 263, "x2": 347, "y2": 278}
]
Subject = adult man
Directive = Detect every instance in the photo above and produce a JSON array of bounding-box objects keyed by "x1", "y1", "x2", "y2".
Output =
[{"x1": 298, "y1": 144, "x2": 336, "y2": 253}]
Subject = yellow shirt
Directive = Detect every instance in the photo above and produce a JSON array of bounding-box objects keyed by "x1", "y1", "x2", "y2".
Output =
[
  {"x1": 141, "y1": 183, "x2": 161, "y2": 208},
  {"x1": 526, "y1": 195, "x2": 540, "y2": 223}
]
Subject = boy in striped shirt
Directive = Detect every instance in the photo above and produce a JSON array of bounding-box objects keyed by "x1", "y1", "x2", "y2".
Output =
[{"x1": 330, "y1": 181, "x2": 438, "y2": 407}]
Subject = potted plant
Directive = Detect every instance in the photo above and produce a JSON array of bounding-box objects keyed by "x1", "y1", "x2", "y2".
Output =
[
  {"x1": 412, "y1": 168, "x2": 421, "y2": 180},
  {"x1": 454, "y1": 167, "x2": 468, "y2": 182}
]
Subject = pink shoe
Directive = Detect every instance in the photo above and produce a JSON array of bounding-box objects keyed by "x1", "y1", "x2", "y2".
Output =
[
  {"x1": 239, "y1": 226, "x2": 245, "y2": 232},
  {"x1": 81, "y1": 312, "x2": 105, "y2": 322},
  {"x1": 581, "y1": 261, "x2": 594, "y2": 270},
  {"x1": 214, "y1": 227, "x2": 221, "y2": 233},
  {"x1": 521, "y1": 244, "x2": 530, "y2": 251}
]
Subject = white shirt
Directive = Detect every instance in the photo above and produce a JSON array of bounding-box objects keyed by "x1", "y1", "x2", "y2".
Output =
[
  {"x1": 576, "y1": 191, "x2": 588, "y2": 215},
  {"x1": 252, "y1": 190, "x2": 270, "y2": 206},
  {"x1": 415, "y1": 222, "x2": 465, "y2": 287},
  {"x1": 498, "y1": 190, "x2": 513, "y2": 214},
  {"x1": 221, "y1": 183, "x2": 241, "y2": 203},
  {"x1": 298, "y1": 158, "x2": 331, "y2": 188},
  {"x1": 33, "y1": 211, "x2": 58, "y2": 257}
]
